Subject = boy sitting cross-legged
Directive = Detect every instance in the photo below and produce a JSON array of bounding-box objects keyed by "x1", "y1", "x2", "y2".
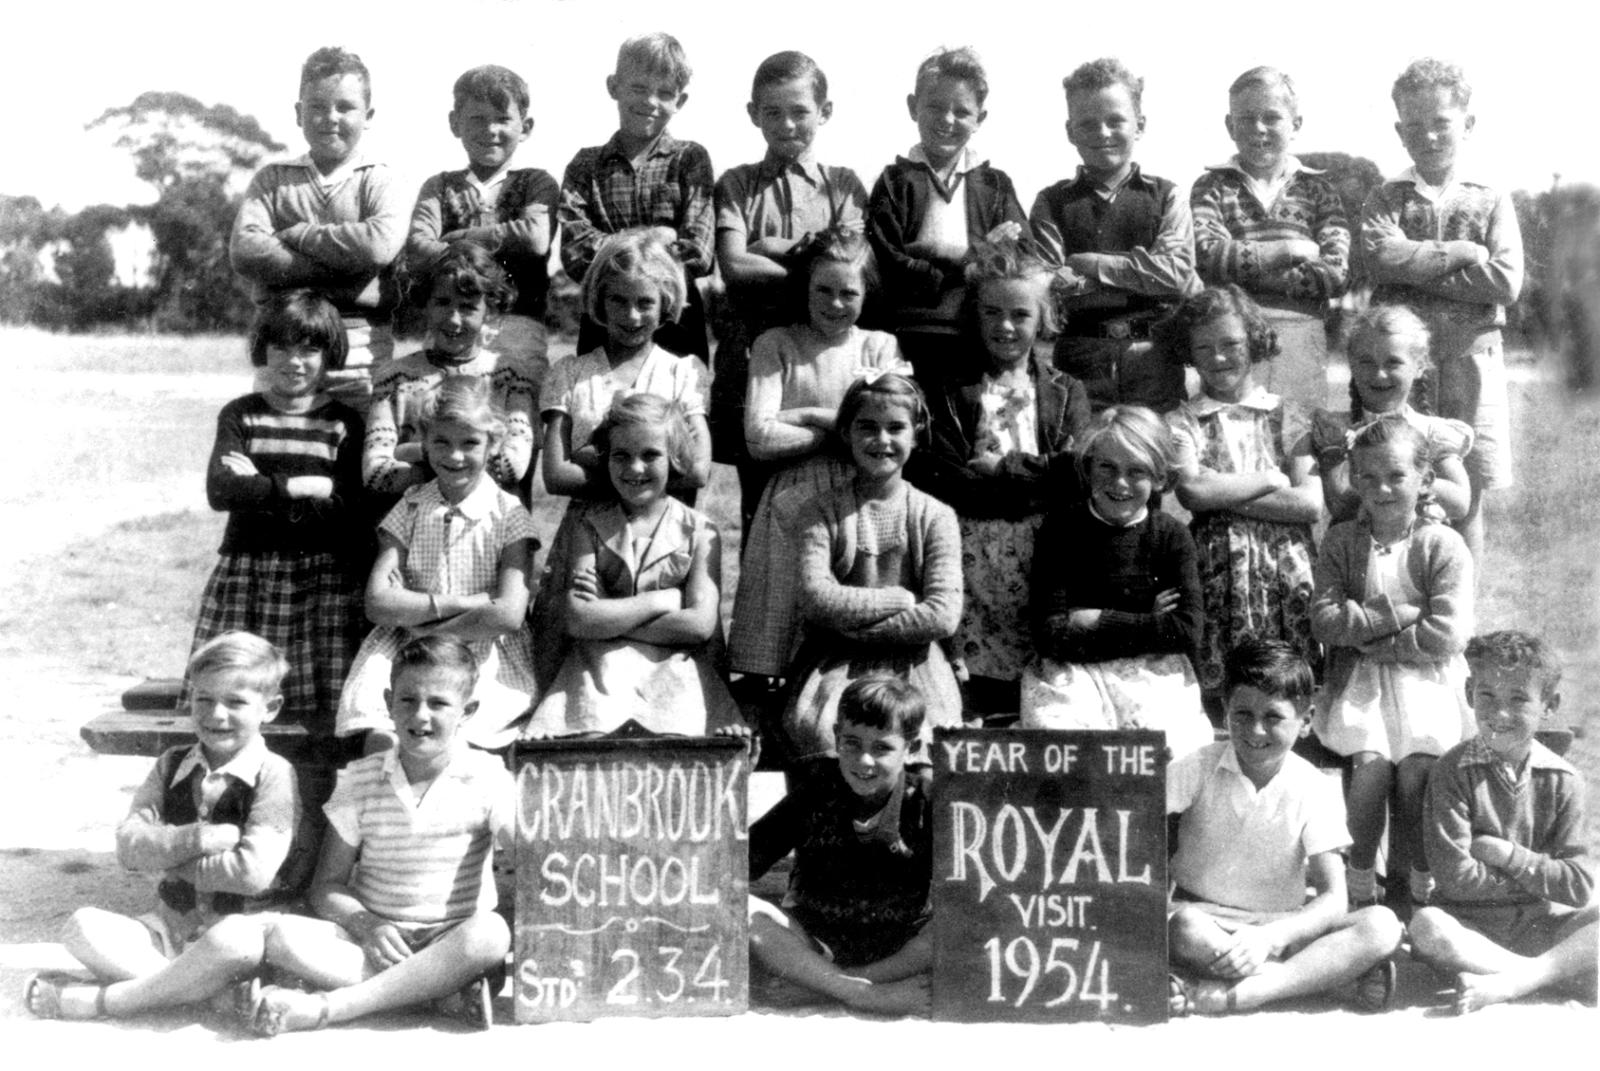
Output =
[
  {"x1": 245, "y1": 635, "x2": 513, "y2": 1035},
  {"x1": 748, "y1": 674, "x2": 934, "y2": 1015},
  {"x1": 1410, "y1": 630, "x2": 1597, "y2": 1014},
  {"x1": 1166, "y1": 638, "x2": 1403, "y2": 1015},
  {"x1": 26, "y1": 633, "x2": 303, "y2": 1021}
]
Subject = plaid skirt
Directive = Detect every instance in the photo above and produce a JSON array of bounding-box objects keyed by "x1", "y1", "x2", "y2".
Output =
[{"x1": 183, "y1": 551, "x2": 364, "y2": 732}]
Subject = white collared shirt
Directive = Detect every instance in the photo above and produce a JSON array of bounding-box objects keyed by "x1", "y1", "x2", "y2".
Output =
[{"x1": 170, "y1": 735, "x2": 273, "y2": 820}]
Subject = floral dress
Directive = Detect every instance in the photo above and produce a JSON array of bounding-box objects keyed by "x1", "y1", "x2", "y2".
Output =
[{"x1": 1166, "y1": 387, "x2": 1318, "y2": 696}]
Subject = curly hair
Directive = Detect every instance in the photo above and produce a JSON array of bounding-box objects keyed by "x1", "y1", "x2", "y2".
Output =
[
  {"x1": 792, "y1": 225, "x2": 878, "y2": 325},
  {"x1": 300, "y1": 46, "x2": 370, "y2": 100},
  {"x1": 412, "y1": 239, "x2": 517, "y2": 315},
  {"x1": 913, "y1": 46, "x2": 988, "y2": 104},
  {"x1": 1464, "y1": 630, "x2": 1562, "y2": 703},
  {"x1": 1392, "y1": 57, "x2": 1471, "y2": 110},
  {"x1": 965, "y1": 234, "x2": 1059, "y2": 339},
  {"x1": 1062, "y1": 57, "x2": 1144, "y2": 116},
  {"x1": 1156, "y1": 285, "x2": 1279, "y2": 367}
]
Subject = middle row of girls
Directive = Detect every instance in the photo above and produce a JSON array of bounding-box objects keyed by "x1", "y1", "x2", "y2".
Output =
[{"x1": 198, "y1": 221, "x2": 1475, "y2": 909}]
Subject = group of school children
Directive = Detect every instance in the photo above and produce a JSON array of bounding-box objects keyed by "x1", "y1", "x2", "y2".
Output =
[{"x1": 24, "y1": 31, "x2": 1594, "y2": 1031}]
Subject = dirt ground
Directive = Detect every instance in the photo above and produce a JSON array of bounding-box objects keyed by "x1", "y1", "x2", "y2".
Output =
[{"x1": 1, "y1": 341, "x2": 1594, "y2": 1065}]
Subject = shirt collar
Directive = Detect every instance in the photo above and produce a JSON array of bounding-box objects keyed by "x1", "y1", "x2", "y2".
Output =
[
  {"x1": 1458, "y1": 735, "x2": 1569, "y2": 773},
  {"x1": 421, "y1": 473, "x2": 499, "y2": 523},
  {"x1": 1207, "y1": 154, "x2": 1318, "y2": 179},
  {"x1": 465, "y1": 161, "x2": 513, "y2": 194},
  {"x1": 590, "y1": 498, "x2": 695, "y2": 576},
  {"x1": 1086, "y1": 499, "x2": 1147, "y2": 528},
  {"x1": 1388, "y1": 165, "x2": 1488, "y2": 197},
  {"x1": 602, "y1": 129, "x2": 680, "y2": 165},
  {"x1": 757, "y1": 151, "x2": 823, "y2": 187},
  {"x1": 171, "y1": 734, "x2": 271, "y2": 787},
  {"x1": 1071, "y1": 162, "x2": 1148, "y2": 198},
  {"x1": 906, "y1": 144, "x2": 987, "y2": 175},
  {"x1": 286, "y1": 148, "x2": 372, "y2": 185},
  {"x1": 1186, "y1": 384, "x2": 1279, "y2": 416}
]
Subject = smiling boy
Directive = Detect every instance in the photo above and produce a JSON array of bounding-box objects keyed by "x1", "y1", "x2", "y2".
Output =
[
  {"x1": 1029, "y1": 58, "x2": 1199, "y2": 413},
  {"x1": 27, "y1": 633, "x2": 302, "y2": 1022},
  {"x1": 1360, "y1": 59, "x2": 1523, "y2": 562},
  {"x1": 245, "y1": 635, "x2": 514, "y2": 1034},
  {"x1": 559, "y1": 33, "x2": 715, "y2": 361},
  {"x1": 231, "y1": 47, "x2": 405, "y2": 396},
  {"x1": 867, "y1": 46, "x2": 1028, "y2": 390},
  {"x1": 407, "y1": 66, "x2": 559, "y2": 390},
  {"x1": 1165, "y1": 639, "x2": 1402, "y2": 1015},
  {"x1": 1410, "y1": 631, "x2": 1597, "y2": 1014}
]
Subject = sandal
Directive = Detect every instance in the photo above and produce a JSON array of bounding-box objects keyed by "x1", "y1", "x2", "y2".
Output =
[
  {"x1": 1352, "y1": 958, "x2": 1397, "y2": 1013},
  {"x1": 441, "y1": 975, "x2": 494, "y2": 1030},
  {"x1": 249, "y1": 986, "x2": 330, "y2": 1038},
  {"x1": 23, "y1": 973, "x2": 106, "y2": 1020},
  {"x1": 1167, "y1": 973, "x2": 1235, "y2": 1017}
]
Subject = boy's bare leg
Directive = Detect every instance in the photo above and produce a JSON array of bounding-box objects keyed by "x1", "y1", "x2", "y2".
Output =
[
  {"x1": 1345, "y1": 754, "x2": 1393, "y2": 872},
  {"x1": 1391, "y1": 754, "x2": 1437, "y2": 891},
  {"x1": 1411, "y1": 904, "x2": 1599, "y2": 1013},
  {"x1": 262, "y1": 911, "x2": 509, "y2": 1029},
  {"x1": 749, "y1": 897, "x2": 929, "y2": 1015},
  {"x1": 1170, "y1": 905, "x2": 1401, "y2": 1012},
  {"x1": 62, "y1": 908, "x2": 171, "y2": 981},
  {"x1": 1456, "y1": 483, "x2": 1486, "y2": 565},
  {"x1": 854, "y1": 928, "x2": 932, "y2": 983}
]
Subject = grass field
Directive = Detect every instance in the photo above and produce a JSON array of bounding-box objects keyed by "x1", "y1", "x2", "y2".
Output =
[{"x1": 5, "y1": 324, "x2": 1596, "y2": 850}]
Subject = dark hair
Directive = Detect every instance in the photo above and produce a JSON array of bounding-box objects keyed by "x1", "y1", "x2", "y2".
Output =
[
  {"x1": 914, "y1": 46, "x2": 988, "y2": 104},
  {"x1": 250, "y1": 289, "x2": 348, "y2": 371},
  {"x1": 752, "y1": 50, "x2": 827, "y2": 106},
  {"x1": 390, "y1": 634, "x2": 480, "y2": 695},
  {"x1": 452, "y1": 64, "x2": 530, "y2": 116},
  {"x1": 794, "y1": 225, "x2": 878, "y2": 325},
  {"x1": 1156, "y1": 284, "x2": 1279, "y2": 367},
  {"x1": 1392, "y1": 57, "x2": 1471, "y2": 110},
  {"x1": 1223, "y1": 638, "x2": 1315, "y2": 706},
  {"x1": 591, "y1": 392, "x2": 696, "y2": 485},
  {"x1": 1465, "y1": 630, "x2": 1562, "y2": 703},
  {"x1": 616, "y1": 32, "x2": 692, "y2": 92},
  {"x1": 300, "y1": 46, "x2": 371, "y2": 100},
  {"x1": 412, "y1": 239, "x2": 517, "y2": 315},
  {"x1": 838, "y1": 674, "x2": 927, "y2": 738},
  {"x1": 835, "y1": 372, "x2": 930, "y2": 452},
  {"x1": 1062, "y1": 57, "x2": 1144, "y2": 116}
]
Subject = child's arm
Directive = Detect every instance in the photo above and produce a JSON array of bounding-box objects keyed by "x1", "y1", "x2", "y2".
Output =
[
  {"x1": 845, "y1": 500, "x2": 963, "y2": 644},
  {"x1": 363, "y1": 532, "x2": 495, "y2": 628},
  {"x1": 796, "y1": 501, "x2": 918, "y2": 631},
  {"x1": 408, "y1": 172, "x2": 557, "y2": 267},
  {"x1": 272, "y1": 169, "x2": 406, "y2": 275},
  {"x1": 363, "y1": 390, "x2": 426, "y2": 495},
  {"x1": 1359, "y1": 185, "x2": 1493, "y2": 285},
  {"x1": 564, "y1": 536, "x2": 681, "y2": 641},
  {"x1": 623, "y1": 525, "x2": 722, "y2": 646},
  {"x1": 743, "y1": 330, "x2": 830, "y2": 462},
  {"x1": 1308, "y1": 529, "x2": 1425, "y2": 647},
  {"x1": 541, "y1": 412, "x2": 603, "y2": 497},
  {"x1": 1227, "y1": 449, "x2": 1323, "y2": 524},
  {"x1": 1061, "y1": 182, "x2": 1199, "y2": 298},
  {"x1": 556, "y1": 149, "x2": 608, "y2": 282},
  {"x1": 670, "y1": 143, "x2": 717, "y2": 280},
  {"x1": 230, "y1": 169, "x2": 324, "y2": 285},
  {"x1": 1209, "y1": 850, "x2": 1349, "y2": 980},
  {"x1": 1356, "y1": 530, "x2": 1474, "y2": 663},
  {"x1": 713, "y1": 167, "x2": 789, "y2": 288},
  {"x1": 675, "y1": 412, "x2": 714, "y2": 492},
  {"x1": 1412, "y1": 190, "x2": 1524, "y2": 306},
  {"x1": 307, "y1": 827, "x2": 413, "y2": 970},
  {"x1": 176, "y1": 756, "x2": 298, "y2": 898},
  {"x1": 488, "y1": 375, "x2": 539, "y2": 489},
  {"x1": 748, "y1": 780, "x2": 806, "y2": 882},
  {"x1": 1169, "y1": 437, "x2": 1292, "y2": 514},
  {"x1": 116, "y1": 758, "x2": 240, "y2": 873},
  {"x1": 420, "y1": 537, "x2": 534, "y2": 642},
  {"x1": 205, "y1": 401, "x2": 332, "y2": 508},
  {"x1": 1191, "y1": 175, "x2": 1349, "y2": 300},
  {"x1": 865, "y1": 170, "x2": 950, "y2": 308}
]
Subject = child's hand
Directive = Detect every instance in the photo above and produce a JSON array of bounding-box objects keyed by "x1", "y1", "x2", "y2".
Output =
[
  {"x1": 968, "y1": 453, "x2": 1003, "y2": 477},
  {"x1": 714, "y1": 724, "x2": 761, "y2": 766},
  {"x1": 1067, "y1": 608, "x2": 1103, "y2": 629},
  {"x1": 1150, "y1": 588, "x2": 1181, "y2": 616},
  {"x1": 905, "y1": 238, "x2": 966, "y2": 264},
  {"x1": 198, "y1": 824, "x2": 242, "y2": 854},
  {"x1": 747, "y1": 235, "x2": 797, "y2": 259},
  {"x1": 1469, "y1": 835, "x2": 1516, "y2": 869},
  {"x1": 647, "y1": 225, "x2": 679, "y2": 250},
  {"x1": 570, "y1": 567, "x2": 602, "y2": 603},
  {"x1": 984, "y1": 221, "x2": 1023, "y2": 244},
  {"x1": 344, "y1": 911, "x2": 412, "y2": 971},
  {"x1": 285, "y1": 475, "x2": 334, "y2": 499},
  {"x1": 395, "y1": 442, "x2": 425, "y2": 464},
  {"x1": 219, "y1": 451, "x2": 260, "y2": 477},
  {"x1": 1309, "y1": 411, "x2": 1349, "y2": 458},
  {"x1": 572, "y1": 445, "x2": 600, "y2": 470},
  {"x1": 1208, "y1": 924, "x2": 1274, "y2": 979},
  {"x1": 1283, "y1": 238, "x2": 1321, "y2": 264}
]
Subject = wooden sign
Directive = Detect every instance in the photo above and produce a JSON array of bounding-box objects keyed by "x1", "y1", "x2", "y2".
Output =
[
  {"x1": 513, "y1": 732, "x2": 749, "y2": 1022},
  {"x1": 931, "y1": 728, "x2": 1168, "y2": 1024}
]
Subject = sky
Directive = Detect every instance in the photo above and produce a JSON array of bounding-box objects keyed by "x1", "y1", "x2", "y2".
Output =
[{"x1": 2, "y1": 0, "x2": 1594, "y2": 218}]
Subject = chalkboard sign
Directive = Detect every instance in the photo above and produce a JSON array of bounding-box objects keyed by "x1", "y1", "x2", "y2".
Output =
[
  {"x1": 931, "y1": 728, "x2": 1168, "y2": 1024},
  {"x1": 513, "y1": 733, "x2": 749, "y2": 1022}
]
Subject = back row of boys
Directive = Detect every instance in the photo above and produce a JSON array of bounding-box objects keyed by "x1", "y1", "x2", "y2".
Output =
[{"x1": 229, "y1": 33, "x2": 1520, "y2": 554}]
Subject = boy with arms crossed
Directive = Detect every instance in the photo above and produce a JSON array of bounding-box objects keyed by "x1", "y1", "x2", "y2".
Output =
[
  {"x1": 1360, "y1": 59, "x2": 1522, "y2": 562},
  {"x1": 1030, "y1": 58, "x2": 1200, "y2": 413},
  {"x1": 559, "y1": 32, "x2": 715, "y2": 361},
  {"x1": 1411, "y1": 631, "x2": 1597, "y2": 1014},
  {"x1": 231, "y1": 47, "x2": 405, "y2": 396},
  {"x1": 1166, "y1": 639, "x2": 1402, "y2": 1015}
]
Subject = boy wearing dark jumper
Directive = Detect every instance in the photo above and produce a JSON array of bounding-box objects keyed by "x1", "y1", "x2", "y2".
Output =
[{"x1": 749, "y1": 675, "x2": 933, "y2": 1014}]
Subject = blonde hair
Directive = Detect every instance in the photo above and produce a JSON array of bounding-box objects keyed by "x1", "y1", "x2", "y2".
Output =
[
  {"x1": 1346, "y1": 305, "x2": 1433, "y2": 420},
  {"x1": 1076, "y1": 405, "x2": 1173, "y2": 487},
  {"x1": 582, "y1": 229, "x2": 687, "y2": 328},
  {"x1": 592, "y1": 392, "x2": 696, "y2": 484},
  {"x1": 188, "y1": 631, "x2": 290, "y2": 700},
  {"x1": 1229, "y1": 66, "x2": 1298, "y2": 113},
  {"x1": 965, "y1": 235, "x2": 1059, "y2": 339},
  {"x1": 418, "y1": 375, "x2": 506, "y2": 445}
]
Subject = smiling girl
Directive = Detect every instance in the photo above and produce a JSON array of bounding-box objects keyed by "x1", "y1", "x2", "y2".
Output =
[
  {"x1": 522, "y1": 394, "x2": 741, "y2": 736},
  {"x1": 338, "y1": 376, "x2": 539, "y2": 753},
  {"x1": 1161, "y1": 285, "x2": 1324, "y2": 712},
  {"x1": 1019, "y1": 406, "x2": 1213, "y2": 760}
]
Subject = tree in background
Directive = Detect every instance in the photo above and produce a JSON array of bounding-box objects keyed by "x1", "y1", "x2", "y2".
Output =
[
  {"x1": 0, "y1": 195, "x2": 59, "y2": 324},
  {"x1": 87, "y1": 91, "x2": 285, "y2": 331}
]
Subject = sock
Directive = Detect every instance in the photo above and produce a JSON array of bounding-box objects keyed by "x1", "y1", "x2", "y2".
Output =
[
  {"x1": 1409, "y1": 867, "x2": 1435, "y2": 905},
  {"x1": 1347, "y1": 865, "x2": 1378, "y2": 902}
]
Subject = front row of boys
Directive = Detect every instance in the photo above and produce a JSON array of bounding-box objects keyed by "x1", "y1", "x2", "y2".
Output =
[{"x1": 30, "y1": 628, "x2": 1592, "y2": 1025}]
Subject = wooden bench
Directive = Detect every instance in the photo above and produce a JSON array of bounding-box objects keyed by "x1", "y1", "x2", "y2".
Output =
[{"x1": 79, "y1": 678, "x2": 321, "y2": 765}]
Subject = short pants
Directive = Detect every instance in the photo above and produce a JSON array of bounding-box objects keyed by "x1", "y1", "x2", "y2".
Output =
[{"x1": 1435, "y1": 339, "x2": 1512, "y2": 490}]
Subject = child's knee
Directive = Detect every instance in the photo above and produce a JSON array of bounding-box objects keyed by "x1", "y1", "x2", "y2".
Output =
[
  {"x1": 1406, "y1": 906, "x2": 1457, "y2": 960},
  {"x1": 196, "y1": 914, "x2": 268, "y2": 970},
  {"x1": 1167, "y1": 906, "x2": 1220, "y2": 966},
  {"x1": 457, "y1": 911, "x2": 511, "y2": 968},
  {"x1": 1349, "y1": 905, "x2": 1403, "y2": 955}
]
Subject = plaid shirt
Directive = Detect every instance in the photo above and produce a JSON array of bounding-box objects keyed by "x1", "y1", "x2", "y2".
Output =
[{"x1": 558, "y1": 131, "x2": 715, "y2": 282}]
